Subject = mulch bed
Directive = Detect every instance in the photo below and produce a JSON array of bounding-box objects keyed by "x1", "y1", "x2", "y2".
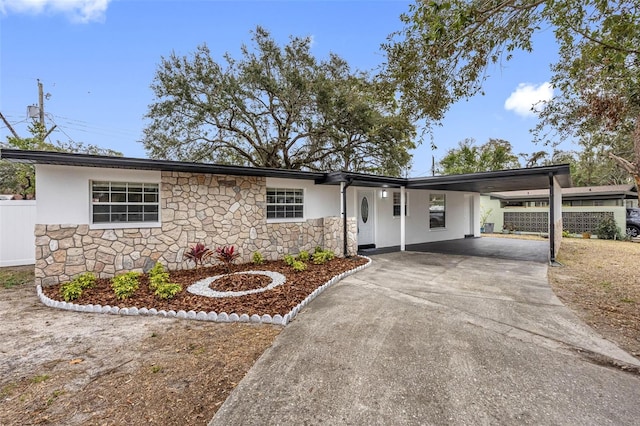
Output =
[{"x1": 42, "y1": 257, "x2": 368, "y2": 317}]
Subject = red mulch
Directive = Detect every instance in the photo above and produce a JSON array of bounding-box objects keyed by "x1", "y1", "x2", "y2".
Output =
[
  {"x1": 211, "y1": 273, "x2": 272, "y2": 292},
  {"x1": 42, "y1": 257, "x2": 368, "y2": 317}
]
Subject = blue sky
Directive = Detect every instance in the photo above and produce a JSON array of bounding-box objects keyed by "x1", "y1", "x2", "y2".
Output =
[{"x1": 0, "y1": 0, "x2": 569, "y2": 177}]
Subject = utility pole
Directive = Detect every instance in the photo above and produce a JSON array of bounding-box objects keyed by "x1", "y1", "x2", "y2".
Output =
[{"x1": 38, "y1": 79, "x2": 45, "y2": 127}]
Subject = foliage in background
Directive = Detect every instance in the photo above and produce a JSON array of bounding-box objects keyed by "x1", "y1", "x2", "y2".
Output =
[
  {"x1": 184, "y1": 243, "x2": 214, "y2": 268},
  {"x1": 438, "y1": 138, "x2": 520, "y2": 174},
  {"x1": 1, "y1": 122, "x2": 122, "y2": 198},
  {"x1": 384, "y1": 0, "x2": 640, "y2": 200},
  {"x1": 595, "y1": 216, "x2": 622, "y2": 240},
  {"x1": 144, "y1": 26, "x2": 415, "y2": 176}
]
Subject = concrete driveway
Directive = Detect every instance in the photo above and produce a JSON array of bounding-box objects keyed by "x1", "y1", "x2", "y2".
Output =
[{"x1": 211, "y1": 251, "x2": 640, "y2": 425}]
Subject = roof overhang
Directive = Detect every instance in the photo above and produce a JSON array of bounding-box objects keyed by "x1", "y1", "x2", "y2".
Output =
[
  {"x1": 0, "y1": 149, "x2": 325, "y2": 181},
  {"x1": 406, "y1": 165, "x2": 572, "y2": 192},
  {"x1": 0, "y1": 149, "x2": 572, "y2": 193}
]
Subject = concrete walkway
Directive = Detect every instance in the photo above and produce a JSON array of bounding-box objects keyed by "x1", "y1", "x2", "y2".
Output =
[{"x1": 211, "y1": 251, "x2": 640, "y2": 425}]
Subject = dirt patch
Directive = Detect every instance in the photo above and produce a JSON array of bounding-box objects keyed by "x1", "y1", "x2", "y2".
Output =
[
  {"x1": 547, "y1": 238, "x2": 640, "y2": 357},
  {"x1": 0, "y1": 257, "x2": 366, "y2": 425}
]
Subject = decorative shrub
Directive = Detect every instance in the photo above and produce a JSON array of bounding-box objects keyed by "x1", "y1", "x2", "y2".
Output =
[
  {"x1": 60, "y1": 282, "x2": 83, "y2": 301},
  {"x1": 216, "y1": 245, "x2": 240, "y2": 272},
  {"x1": 298, "y1": 250, "x2": 310, "y2": 262},
  {"x1": 60, "y1": 273, "x2": 96, "y2": 301},
  {"x1": 252, "y1": 251, "x2": 265, "y2": 265},
  {"x1": 312, "y1": 249, "x2": 335, "y2": 265},
  {"x1": 111, "y1": 272, "x2": 141, "y2": 300},
  {"x1": 148, "y1": 262, "x2": 170, "y2": 291},
  {"x1": 154, "y1": 282, "x2": 182, "y2": 300},
  {"x1": 292, "y1": 260, "x2": 307, "y2": 272},
  {"x1": 283, "y1": 254, "x2": 296, "y2": 266},
  {"x1": 314, "y1": 246, "x2": 323, "y2": 254},
  {"x1": 595, "y1": 216, "x2": 621, "y2": 240},
  {"x1": 562, "y1": 230, "x2": 571, "y2": 238},
  {"x1": 74, "y1": 272, "x2": 96, "y2": 289},
  {"x1": 184, "y1": 243, "x2": 214, "y2": 268}
]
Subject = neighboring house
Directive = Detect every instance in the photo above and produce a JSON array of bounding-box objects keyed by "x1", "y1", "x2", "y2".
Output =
[
  {"x1": 0, "y1": 149, "x2": 571, "y2": 286},
  {"x1": 481, "y1": 185, "x2": 638, "y2": 234}
]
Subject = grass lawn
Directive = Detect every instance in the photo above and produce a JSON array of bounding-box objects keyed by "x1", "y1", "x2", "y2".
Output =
[{"x1": 548, "y1": 237, "x2": 640, "y2": 357}]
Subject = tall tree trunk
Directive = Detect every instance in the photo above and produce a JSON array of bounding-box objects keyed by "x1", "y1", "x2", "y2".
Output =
[{"x1": 608, "y1": 113, "x2": 640, "y2": 204}]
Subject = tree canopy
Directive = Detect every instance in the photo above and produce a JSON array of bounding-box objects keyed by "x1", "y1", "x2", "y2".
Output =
[
  {"x1": 144, "y1": 27, "x2": 415, "y2": 176},
  {"x1": 438, "y1": 138, "x2": 520, "y2": 174},
  {"x1": 0, "y1": 122, "x2": 121, "y2": 198},
  {"x1": 385, "y1": 0, "x2": 640, "y2": 200}
]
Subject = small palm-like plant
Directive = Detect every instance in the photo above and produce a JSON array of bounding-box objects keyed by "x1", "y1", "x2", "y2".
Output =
[
  {"x1": 216, "y1": 245, "x2": 240, "y2": 273},
  {"x1": 184, "y1": 243, "x2": 214, "y2": 268}
]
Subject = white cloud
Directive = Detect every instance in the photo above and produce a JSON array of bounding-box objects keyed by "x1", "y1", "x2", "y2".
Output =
[
  {"x1": 504, "y1": 82, "x2": 554, "y2": 118},
  {"x1": 0, "y1": 0, "x2": 111, "y2": 23}
]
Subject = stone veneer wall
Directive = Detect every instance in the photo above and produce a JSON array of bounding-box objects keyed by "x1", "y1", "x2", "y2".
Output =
[{"x1": 34, "y1": 171, "x2": 357, "y2": 286}]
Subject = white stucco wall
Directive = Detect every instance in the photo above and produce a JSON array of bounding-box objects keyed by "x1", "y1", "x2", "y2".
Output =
[
  {"x1": 347, "y1": 187, "x2": 473, "y2": 249},
  {"x1": 265, "y1": 177, "x2": 341, "y2": 219},
  {"x1": 35, "y1": 165, "x2": 161, "y2": 225}
]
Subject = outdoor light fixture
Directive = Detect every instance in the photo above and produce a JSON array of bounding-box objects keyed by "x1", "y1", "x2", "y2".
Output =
[{"x1": 381, "y1": 189, "x2": 388, "y2": 198}]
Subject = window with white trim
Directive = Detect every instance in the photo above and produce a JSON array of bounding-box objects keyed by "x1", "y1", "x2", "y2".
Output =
[
  {"x1": 266, "y1": 188, "x2": 304, "y2": 219},
  {"x1": 91, "y1": 181, "x2": 159, "y2": 224},
  {"x1": 393, "y1": 192, "x2": 408, "y2": 216},
  {"x1": 429, "y1": 193, "x2": 446, "y2": 229}
]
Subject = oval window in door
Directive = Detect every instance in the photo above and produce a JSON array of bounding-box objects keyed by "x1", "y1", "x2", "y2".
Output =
[{"x1": 361, "y1": 197, "x2": 369, "y2": 223}]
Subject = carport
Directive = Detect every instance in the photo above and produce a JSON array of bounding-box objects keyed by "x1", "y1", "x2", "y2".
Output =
[{"x1": 348, "y1": 165, "x2": 571, "y2": 264}]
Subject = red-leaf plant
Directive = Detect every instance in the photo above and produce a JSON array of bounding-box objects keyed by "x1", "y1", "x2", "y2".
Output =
[
  {"x1": 184, "y1": 242, "x2": 214, "y2": 268},
  {"x1": 216, "y1": 245, "x2": 240, "y2": 273}
]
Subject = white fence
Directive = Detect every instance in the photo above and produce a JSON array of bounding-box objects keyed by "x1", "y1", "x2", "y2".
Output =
[{"x1": 0, "y1": 200, "x2": 36, "y2": 267}]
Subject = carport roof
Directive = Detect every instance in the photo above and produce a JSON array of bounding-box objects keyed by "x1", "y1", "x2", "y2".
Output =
[{"x1": 0, "y1": 148, "x2": 571, "y2": 193}]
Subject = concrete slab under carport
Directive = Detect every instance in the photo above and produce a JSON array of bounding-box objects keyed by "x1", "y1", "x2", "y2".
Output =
[{"x1": 360, "y1": 236, "x2": 549, "y2": 263}]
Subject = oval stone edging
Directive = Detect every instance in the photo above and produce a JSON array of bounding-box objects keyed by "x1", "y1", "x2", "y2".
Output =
[
  {"x1": 186, "y1": 270, "x2": 287, "y2": 298},
  {"x1": 36, "y1": 256, "x2": 372, "y2": 326}
]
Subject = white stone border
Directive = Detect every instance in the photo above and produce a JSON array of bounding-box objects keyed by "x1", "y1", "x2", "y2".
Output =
[
  {"x1": 187, "y1": 270, "x2": 287, "y2": 298},
  {"x1": 36, "y1": 256, "x2": 372, "y2": 326}
]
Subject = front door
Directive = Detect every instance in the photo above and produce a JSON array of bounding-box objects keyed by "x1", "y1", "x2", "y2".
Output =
[{"x1": 358, "y1": 191, "x2": 375, "y2": 248}]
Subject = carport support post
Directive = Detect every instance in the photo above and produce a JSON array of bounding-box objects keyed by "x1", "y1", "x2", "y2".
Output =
[
  {"x1": 341, "y1": 179, "x2": 353, "y2": 257},
  {"x1": 400, "y1": 186, "x2": 406, "y2": 251},
  {"x1": 548, "y1": 173, "x2": 563, "y2": 265}
]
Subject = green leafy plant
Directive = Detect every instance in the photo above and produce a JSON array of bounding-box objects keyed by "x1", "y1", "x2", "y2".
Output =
[
  {"x1": 148, "y1": 262, "x2": 170, "y2": 291},
  {"x1": 292, "y1": 260, "x2": 307, "y2": 272},
  {"x1": 562, "y1": 230, "x2": 571, "y2": 238},
  {"x1": 595, "y1": 216, "x2": 622, "y2": 240},
  {"x1": 154, "y1": 282, "x2": 182, "y2": 300},
  {"x1": 216, "y1": 245, "x2": 240, "y2": 273},
  {"x1": 184, "y1": 242, "x2": 214, "y2": 268},
  {"x1": 298, "y1": 250, "x2": 310, "y2": 262},
  {"x1": 74, "y1": 272, "x2": 96, "y2": 289},
  {"x1": 60, "y1": 282, "x2": 83, "y2": 301},
  {"x1": 314, "y1": 246, "x2": 323, "y2": 254},
  {"x1": 312, "y1": 249, "x2": 335, "y2": 265},
  {"x1": 283, "y1": 254, "x2": 296, "y2": 266},
  {"x1": 252, "y1": 251, "x2": 265, "y2": 265},
  {"x1": 111, "y1": 272, "x2": 141, "y2": 300},
  {"x1": 59, "y1": 273, "x2": 96, "y2": 301}
]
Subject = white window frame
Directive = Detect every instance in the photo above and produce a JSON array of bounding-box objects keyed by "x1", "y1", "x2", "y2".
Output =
[
  {"x1": 429, "y1": 193, "x2": 446, "y2": 230},
  {"x1": 393, "y1": 191, "x2": 409, "y2": 217},
  {"x1": 266, "y1": 187, "x2": 305, "y2": 222},
  {"x1": 90, "y1": 181, "x2": 161, "y2": 229}
]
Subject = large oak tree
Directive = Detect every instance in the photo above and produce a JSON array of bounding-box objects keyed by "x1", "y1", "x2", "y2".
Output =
[
  {"x1": 384, "y1": 0, "x2": 640, "y2": 201},
  {"x1": 144, "y1": 27, "x2": 415, "y2": 176}
]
